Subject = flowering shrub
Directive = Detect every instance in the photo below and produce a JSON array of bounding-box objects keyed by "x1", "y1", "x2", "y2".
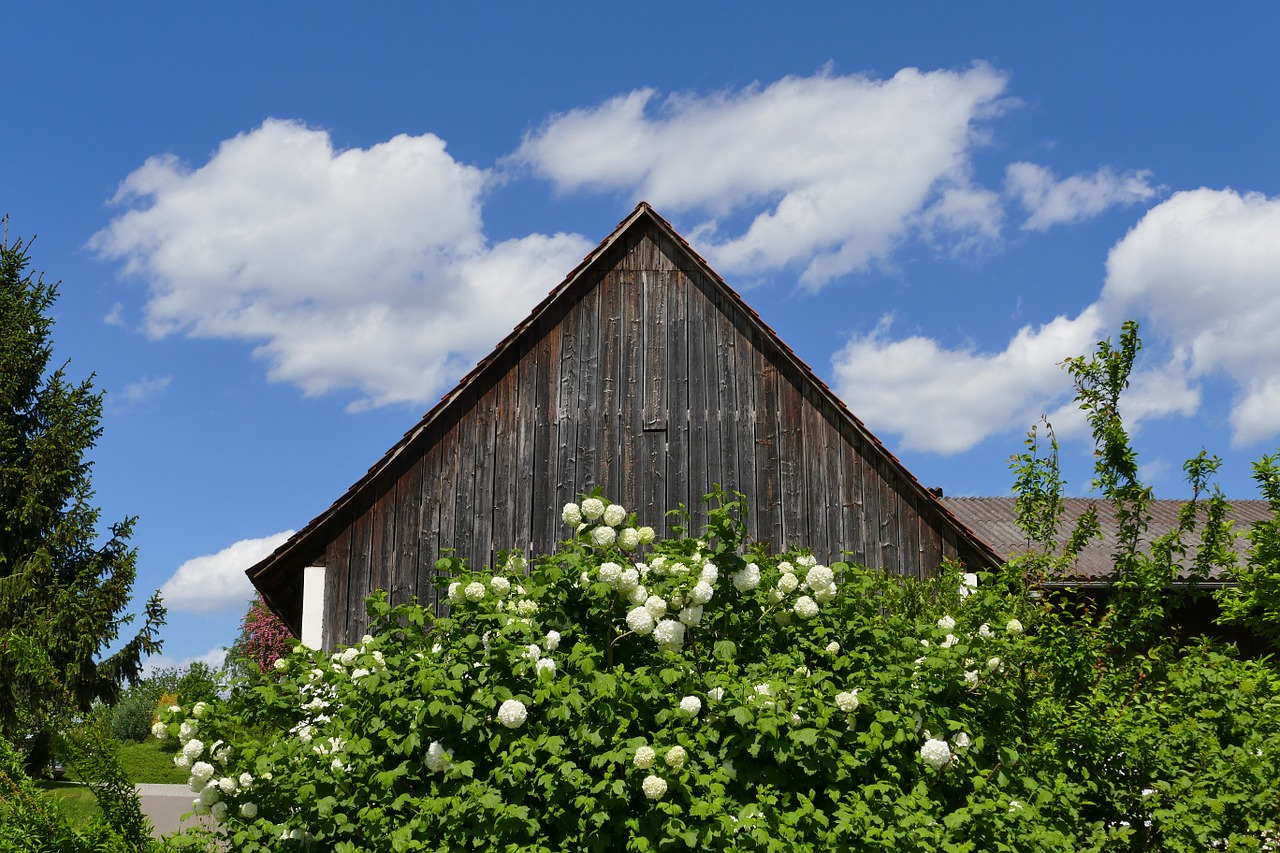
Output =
[
  {"x1": 227, "y1": 596, "x2": 293, "y2": 675},
  {"x1": 155, "y1": 488, "x2": 1280, "y2": 852}
]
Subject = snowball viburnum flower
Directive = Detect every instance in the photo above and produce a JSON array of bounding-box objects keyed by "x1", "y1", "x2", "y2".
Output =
[
  {"x1": 490, "y1": 576, "x2": 511, "y2": 597},
  {"x1": 642, "y1": 774, "x2": 667, "y2": 800},
  {"x1": 793, "y1": 596, "x2": 819, "y2": 619},
  {"x1": 581, "y1": 498, "x2": 605, "y2": 520},
  {"x1": 644, "y1": 595, "x2": 668, "y2": 618},
  {"x1": 653, "y1": 619, "x2": 685, "y2": 652},
  {"x1": 733, "y1": 563, "x2": 760, "y2": 591},
  {"x1": 425, "y1": 741, "x2": 451, "y2": 772},
  {"x1": 618, "y1": 528, "x2": 641, "y2": 551},
  {"x1": 1006, "y1": 619, "x2": 1024, "y2": 635},
  {"x1": 562, "y1": 503, "x2": 582, "y2": 525},
  {"x1": 545, "y1": 630, "x2": 560, "y2": 651},
  {"x1": 834, "y1": 690, "x2": 860, "y2": 713},
  {"x1": 680, "y1": 696, "x2": 702, "y2": 717},
  {"x1": 627, "y1": 606, "x2": 656, "y2": 635},
  {"x1": 497, "y1": 699, "x2": 528, "y2": 729},
  {"x1": 777, "y1": 573, "x2": 800, "y2": 594},
  {"x1": 920, "y1": 738, "x2": 952, "y2": 770},
  {"x1": 826, "y1": 641, "x2": 840, "y2": 654},
  {"x1": 805, "y1": 565, "x2": 834, "y2": 591},
  {"x1": 152, "y1": 721, "x2": 167, "y2": 740},
  {"x1": 603, "y1": 504, "x2": 626, "y2": 527},
  {"x1": 634, "y1": 745, "x2": 656, "y2": 769},
  {"x1": 688, "y1": 581, "x2": 715, "y2": 607},
  {"x1": 240, "y1": 802, "x2": 258, "y2": 819},
  {"x1": 182, "y1": 739, "x2": 204, "y2": 761},
  {"x1": 637, "y1": 526, "x2": 656, "y2": 545},
  {"x1": 937, "y1": 615, "x2": 956, "y2": 631},
  {"x1": 464, "y1": 581, "x2": 486, "y2": 601},
  {"x1": 665, "y1": 745, "x2": 687, "y2": 769},
  {"x1": 591, "y1": 526, "x2": 617, "y2": 548},
  {"x1": 978, "y1": 622, "x2": 994, "y2": 639}
]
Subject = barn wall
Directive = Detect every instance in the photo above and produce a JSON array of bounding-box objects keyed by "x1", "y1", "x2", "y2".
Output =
[{"x1": 320, "y1": 223, "x2": 977, "y2": 647}]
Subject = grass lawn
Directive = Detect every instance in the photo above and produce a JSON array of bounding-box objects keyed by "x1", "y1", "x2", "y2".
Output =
[
  {"x1": 36, "y1": 781, "x2": 100, "y2": 828},
  {"x1": 114, "y1": 738, "x2": 189, "y2": 784}
]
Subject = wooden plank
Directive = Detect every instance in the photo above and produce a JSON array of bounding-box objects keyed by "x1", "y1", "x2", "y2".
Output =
[
  {"x1": 471, "y1": 389, "x2": 498, "y2": 571},
  {"x1": 920, "y1": 510, "x2": 943, "y2": 578},
  {"x1": 731, "y1": 323, "x2": 758, "y2": 539},
  {"x1": 686, "y1": 269, "x2": 713, "y2": 530},
  {"x1": 822, "y1": 404, "x2": 846, "y2": 563},
  {"x1": 370, "y1": 483, "x2": 395, "y2": 606},
  {"x1": 664, "y1": 263, "x2": 691, "y2": 536},
  {"x1": 801, "y1": 402, "x2": 831, "y2": 561},
  {"x1": 346, "y1": 503, "x2": 374, "y2": 641},
  {"x1": 513, "y1": 346, "x2": 537, "y2": 556},
  {"x1": 393, "y1": 455, "x2": 423, "y2": 608},
  {"x1": 555, "y1": 287, "x2": 581, "y2": 514},
  {"x1": 597, "y1": 266, "x2": 622, "y2": 500},
  {"x1": 712, "y1": 285, "x2": 740, "y2": 508},
  {"x1": 324, "y1": 526, "x2": 352, "y2": 650},
  {"x1": 641, "y1": 264, "x2": 668, "y2": 428},
  {"x1": 490, "y1": 364, "x2": 519, "y2": 560},
  {"x1": 618, "y1": 265, "x2": 642, "y2": 512},
  {"x1": 902, "y1": 492, "x2": 923, "y2": 578},
  {"x1": 639, "y1": 263, "x2": 668, "y2": 526},
  {"x1": 434, "y1": 422, "x2": 461, "y2": 617},
  {"x1": 875, "y1": 456, "x2": 901, "y2": 574},
  {"x1": 531, "y1": 322, "x2": 560, "y2": 555},
  {"x1": 573, "y1": 278, "x2": 602, "y2": 499},
  {"x1": 416, "y1": 434, "x2": 444, "y2": 610},
  {"x1": 836, "y1": 429, "x2": 865, "y2": 567},
  {"x1": 776, "y1": 370, "x2": 807, "y2": 551},
  {"x1": 753, "y1": 347, "x2": 782, "y2": 554}
]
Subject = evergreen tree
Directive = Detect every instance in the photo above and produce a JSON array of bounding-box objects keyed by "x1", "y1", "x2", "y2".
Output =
[{"x1": 0, "y1": 223, "x2": 165, "y2": 773}]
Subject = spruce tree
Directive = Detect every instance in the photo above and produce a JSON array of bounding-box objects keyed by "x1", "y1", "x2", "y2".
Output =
[{"x1": 0, "y1": 223, "x2": 165, "y2": 773}]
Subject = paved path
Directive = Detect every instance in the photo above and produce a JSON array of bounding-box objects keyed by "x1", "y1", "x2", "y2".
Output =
[{"x1": 136, "y1": 783, "x2": 216, "y2": 840}]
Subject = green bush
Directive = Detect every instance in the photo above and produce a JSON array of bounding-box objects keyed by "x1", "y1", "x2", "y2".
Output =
[
  {"x1": 111, "y1": 695, "x2": 156, "y2": 743},
  {"x1": 153, "y1": 488, "x2": 1280, "y2": 851}
]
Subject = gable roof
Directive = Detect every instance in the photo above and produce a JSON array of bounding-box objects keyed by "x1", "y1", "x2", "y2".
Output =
[
  {"x1": 943, "y1": 496, "x2": 1272, "y2": 585},
  {"x1": 247, "y1": 203, "x2": 1003, "y2": 635}
]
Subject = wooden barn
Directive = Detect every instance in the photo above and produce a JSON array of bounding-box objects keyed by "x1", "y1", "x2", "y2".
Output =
[{"x1": 247, "y1": 203, "x2": 1001, "y2": 650}]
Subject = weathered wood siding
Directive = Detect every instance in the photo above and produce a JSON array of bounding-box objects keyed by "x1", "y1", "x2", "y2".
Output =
[{"x1": 315, "y1": 222, "x2": 982, "y2": 647}]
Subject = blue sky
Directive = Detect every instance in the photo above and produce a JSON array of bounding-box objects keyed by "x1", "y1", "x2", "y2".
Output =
[{"x1": 6, "y1": 4, "x2": 1280, "y2": 670}]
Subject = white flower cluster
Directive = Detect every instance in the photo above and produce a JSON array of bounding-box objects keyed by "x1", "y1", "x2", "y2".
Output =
[
  {"x1": 497, "y1": 698, "x2": 528, "y2": 729},
  {"x1": 757, "y1": 555, "x2": 839, "y2": 622},
  {"x1": 920, "y1": 737, "x2": 953, "y2": 770},
  {"x1": 446, "y1": 573, "x2": 538, "y2": 618},
  {"x1": 563, "y1": 497, "x2": 655, "y2": 552},
  {"x1": 163, "y1": 705, "x2": 259, "y2": 823},
  {"x1": 834, "y1": 689, "x2": 860, "y2": 714}
]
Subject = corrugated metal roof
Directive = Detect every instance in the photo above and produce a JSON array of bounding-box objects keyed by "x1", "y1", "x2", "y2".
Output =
[{"x1": 941, "y1": 496, "x2": 1273, "y2": 584}]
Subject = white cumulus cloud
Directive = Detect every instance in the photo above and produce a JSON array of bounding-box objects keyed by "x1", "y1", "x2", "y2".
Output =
[
  {"x1": 832, "y1": 310, "x2": 1105, "y2": 454},
  {"x1": 90, "y1": 119, "x2": 592, "y2": 410},
  {"x1": 512, "y1": 65, "x2": 1011, "y2": 288},
  {"x1": 160, "y1": 531, "x2": 295, "y2": 614},
  {"x1": 833, "y1": 186, "x2": 1280, "y2": 455},
  {"x1": 1100, "y1": 187, "x2": 1280, "y2": 446},
  {"x1": 1006, "y1": 162, "x2": 1159, "y2": 231}
]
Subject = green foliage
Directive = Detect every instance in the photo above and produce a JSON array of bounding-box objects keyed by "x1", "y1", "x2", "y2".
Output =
[
  {"x1": 1, "y1": 728, "x2": 156, "y2": 852},
  {"x1": 0, "y1": 223, "x2": 165, "y2": 766},
  {"x1": 111, "y1": 695, "x2": 157, "y2": 743},
  {"x1": 149, "y1": 320, "x2": 1280, "y2": 851},
  {"x1": 1216, "y1": 453, "x2": 1280, "y2": 649},
  {"x1": 154, "y1": 495, "x2": 1280, "y2": 851}
]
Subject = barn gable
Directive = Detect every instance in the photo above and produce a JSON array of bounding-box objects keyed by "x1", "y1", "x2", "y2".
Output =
[{"x1": 247, "y1": 203, "x2": 1000, "y2": 648}]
